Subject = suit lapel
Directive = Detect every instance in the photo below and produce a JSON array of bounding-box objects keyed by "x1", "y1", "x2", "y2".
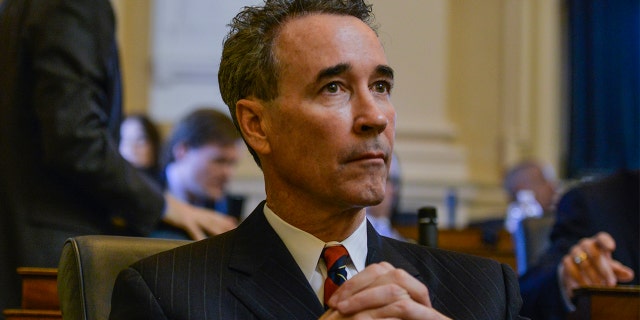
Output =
[
  {"x1": 227, "y1": 203, "x2": 324, "y2": 319},
  {"x1": 224, "y1": 208, "x2": 423, "y2": 319},
  {"x1": 365, "y1": 222, "x2": 422, "y2": 281}
]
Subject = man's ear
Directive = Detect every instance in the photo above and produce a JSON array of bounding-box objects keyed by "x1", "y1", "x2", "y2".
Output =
[{"x1": 236, "y1": 98, "x2": 271, "y2": 155}]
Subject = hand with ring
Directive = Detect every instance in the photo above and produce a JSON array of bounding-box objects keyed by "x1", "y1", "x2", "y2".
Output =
[
  {"x1": 573, "y1": 252, "x2": 588, "y2": 265},
  {"x1": 560, "y1": 232, "x2": 635, "y2": 299}
]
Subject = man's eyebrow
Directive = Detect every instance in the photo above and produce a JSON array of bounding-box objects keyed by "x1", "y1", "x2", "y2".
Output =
[
  {"x1": 313, "y1": 63, "x2": 395, "y2": 85},
  {"x1": 375, "y1": 65, "x2": 394, "y2": 80},
  {"x1": 315, "y1": 63, "x2": 351, "y2": 83}
]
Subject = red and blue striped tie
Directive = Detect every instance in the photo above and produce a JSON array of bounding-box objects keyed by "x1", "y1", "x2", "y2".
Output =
[{"x1": 322, "y1": 245, "x2": 349, "y2": 307}]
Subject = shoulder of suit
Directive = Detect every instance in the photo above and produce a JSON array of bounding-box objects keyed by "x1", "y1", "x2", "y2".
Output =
[{"x1": 383, "y1": 237, "x2": 502, "y2": 268}]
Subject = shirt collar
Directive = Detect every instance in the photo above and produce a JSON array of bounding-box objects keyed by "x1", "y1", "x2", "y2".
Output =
[{"x1": 263, "y1": 204, "x2": 368, "y2": 282}]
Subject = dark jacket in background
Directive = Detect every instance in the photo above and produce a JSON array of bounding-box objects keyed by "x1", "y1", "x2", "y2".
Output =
[{"x1": 0, "y1": 0, "x2": 164, "y2": 312}]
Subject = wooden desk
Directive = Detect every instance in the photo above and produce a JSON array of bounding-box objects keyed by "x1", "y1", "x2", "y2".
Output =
[
  {"x1": 3, "y1": 309, "x2": 62, "y2": 320},
  {"x1": 3, "y1": 268, "x2": 61, "y2": 320},
  {"x1": 569, "y1": 285, "x2": 640, "y2": 320},
  {"x1": 395, "y1": 225, "x2": 517, "y2": 271}
]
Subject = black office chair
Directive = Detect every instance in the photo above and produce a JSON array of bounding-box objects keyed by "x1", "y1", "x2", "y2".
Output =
[
  {"x1": 513, "y1": 216, "x2": 555, "y2": 275},
  {"x1": 57, "y1": 235, "x2": 190, "y2": 320}
]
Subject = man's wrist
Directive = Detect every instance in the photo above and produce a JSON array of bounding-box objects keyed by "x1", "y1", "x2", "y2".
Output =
[{"x1": 557, "y1": 263, "x2": 576, "y2": 312}]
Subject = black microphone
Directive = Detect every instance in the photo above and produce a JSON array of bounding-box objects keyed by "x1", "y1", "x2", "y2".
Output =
[{"x1": 418, "y1": 206, "x2": 438, "y2": 248}]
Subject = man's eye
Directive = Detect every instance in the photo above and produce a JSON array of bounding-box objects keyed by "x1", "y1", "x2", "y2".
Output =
[
  {"x1": 324, "y1": 82, "x2": 340, "y2": 94},
  {"x1": 372, "y1": 81, "x2": 391, "y2": 94}
]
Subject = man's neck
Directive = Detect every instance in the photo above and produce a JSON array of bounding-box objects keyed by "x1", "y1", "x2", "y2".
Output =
[
  {"x1": 266, "y1": 200, "x2": 366, "y2": 242},
  {"x1": 261, "y1": 166, "x2": 370, "y2": 242}
]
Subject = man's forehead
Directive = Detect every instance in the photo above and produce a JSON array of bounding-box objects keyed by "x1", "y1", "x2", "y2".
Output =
[
  {"x1": 277, "y1": 13, "x2": 376, "y2": 45},
  {"x1": 273, "y1": 13, "x2": 386, "y2": 74}
]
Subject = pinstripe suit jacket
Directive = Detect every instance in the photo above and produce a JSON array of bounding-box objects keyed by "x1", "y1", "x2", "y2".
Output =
[{"x1": 110, "y1": 202, "x2": 526, "y2": 319}]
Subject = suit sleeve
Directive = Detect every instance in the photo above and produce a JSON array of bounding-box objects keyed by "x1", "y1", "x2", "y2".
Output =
[
  {"x1": 500, "y1": 263, "x2": 530, "y2": 320},
  {"x1": 28, "y1": 0, "x2": 163, "y2": 234},
  {"x1": 517, "y1": 187, "x2": 590, "y2": 319},
  {"x1": 110, "y1": 268, "x2": 168, "y2": 320}
]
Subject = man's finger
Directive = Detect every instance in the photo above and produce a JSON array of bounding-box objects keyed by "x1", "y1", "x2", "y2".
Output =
[
  {"x1": 610, "y1": 260, "x2": 635, "y2": 283},
  {"x1": 563, "y1": 254, "x2": 592, "y2": 286},
  {"x1": 349, "y1": 299, "x2": 449, "y2": 320},
  {"x1": 577, "y1": 245, "x2": 614, "y2": 286},
  {"x1": 593, "y1": 232, "x2": 616, "y2": 252},
  {"x1": 331, "y1": 265, "x2": 431, "y2": 313},
  {"x1": 328, "y1": 262, "x2": 395, "y2": 306},
  {"x1": 334, "y1": 283, "x2": 410, "y2": 315}
]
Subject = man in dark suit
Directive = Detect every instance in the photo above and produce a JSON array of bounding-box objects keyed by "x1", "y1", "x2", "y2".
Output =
[
  {"x1": 0, "y1": 0, "x2": 235, "y2": 313},
  {"x1": 110, "y1": 1, "x2": 526, "y2": 319},
  {"x1": 519, "y1": 169, "x2": 639, "y2": 319}
]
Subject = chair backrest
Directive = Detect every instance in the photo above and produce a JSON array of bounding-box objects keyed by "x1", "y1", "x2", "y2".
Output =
[
  {"x1": 57, "y1": 235, "x2": 190, "y2": 320},
  {"x1": 513, "y1": 215, "x2": 555, "y2": 275}
]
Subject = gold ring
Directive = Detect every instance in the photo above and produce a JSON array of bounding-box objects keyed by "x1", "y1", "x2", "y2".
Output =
[{"x1": 573, "y1": 252, "x2": 588, "y2": 265}]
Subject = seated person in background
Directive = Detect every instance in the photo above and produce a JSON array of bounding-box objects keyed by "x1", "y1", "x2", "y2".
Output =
[
  {"x1": 366, "y1": 154, "x2": 405, "y2": 241},
  {"x1": 151, "y1": 108, "x2": 242, "y2": 239},
  {"x1": 518, "y1": 169, "x2": 639, "y2": 320},
  {"x1": 119, "y1": 114, "x2": 162, "y2": 180},
  {"x1": 503, "y1": 160, "x2": 559, "y2": 213},
  {"x1": 110, "y1": 1, "x2": 526, "y2": 319}
]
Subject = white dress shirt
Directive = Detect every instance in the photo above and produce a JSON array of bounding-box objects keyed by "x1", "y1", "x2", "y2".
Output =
[{"x1": 263, "y1": 204, "x2": 368, "y2": 305}]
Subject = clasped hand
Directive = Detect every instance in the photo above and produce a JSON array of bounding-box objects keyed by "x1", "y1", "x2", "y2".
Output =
[{"x1": 320, "y1": 262, "x2": 451, "y2": 320}]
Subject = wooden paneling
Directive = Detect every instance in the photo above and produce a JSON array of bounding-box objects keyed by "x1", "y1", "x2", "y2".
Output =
[
  {"x1": 18, "y1": 268, "x2": 59, "y2": 310},
  {"x1": 3, "y1": 268, "x2": 61, "y2": 320},
  {"x1": 3, "y1": 309, "x2": 61, "y2": 320}
]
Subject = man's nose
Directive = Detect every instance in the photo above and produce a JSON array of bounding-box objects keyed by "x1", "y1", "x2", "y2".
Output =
[{"x1": 352, "y1": 93, "x2": 390, "y2": 135}]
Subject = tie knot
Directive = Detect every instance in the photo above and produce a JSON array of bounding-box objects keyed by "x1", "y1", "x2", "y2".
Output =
[{"x1": 322, "y1": 245, "x2": 349, "y2": 267}]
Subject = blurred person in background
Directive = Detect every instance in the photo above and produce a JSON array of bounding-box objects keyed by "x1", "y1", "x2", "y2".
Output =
[
  {"x1": 518, "y1": 169, "x2": 639, "y2": 319},
  {"x1": 119, "y1": 114, "x2": 162, "y2": 180},
  {"x1": 365, "y1": 153, "x2": 405, "y2": 241},
  {"x1": 151, "y1": 108, "x2": 243, "y2": 239},
  {"x1": 504, "y1": 160, "x2": 560, "y2": 213}
]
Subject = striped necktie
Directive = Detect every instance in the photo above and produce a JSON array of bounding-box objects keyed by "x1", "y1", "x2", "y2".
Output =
[{"x1": 322, "y1": 245, "x2": 349, "y2": 307}]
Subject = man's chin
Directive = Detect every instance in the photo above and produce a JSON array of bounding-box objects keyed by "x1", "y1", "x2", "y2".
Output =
[{"x1": 353, "y1": 191, "x2": 385, "y2": 208}]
